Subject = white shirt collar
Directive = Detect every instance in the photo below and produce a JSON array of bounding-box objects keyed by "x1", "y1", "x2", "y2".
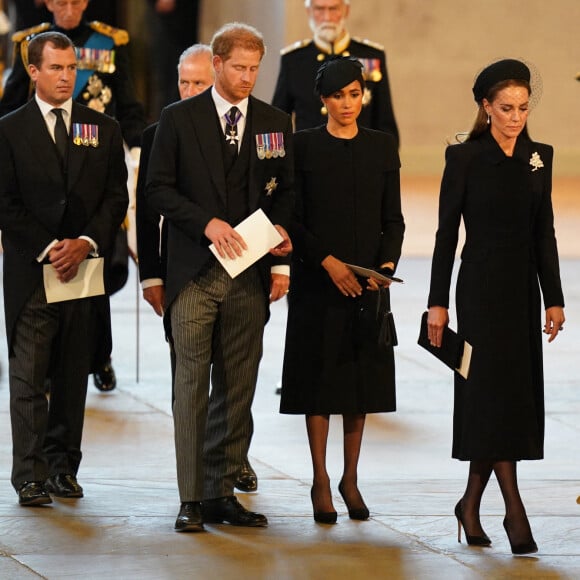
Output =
[
  {"x1": 35, "y1": 95, "x2": 73, "y2": 127},
  {"x1": 211, "y1": 86, "x2": 248, "y2": 121}
]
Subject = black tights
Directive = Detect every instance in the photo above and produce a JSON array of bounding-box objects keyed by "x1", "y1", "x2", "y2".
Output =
[{"x1": 461, "y1": 460, "x2": 534, "y2": 544}]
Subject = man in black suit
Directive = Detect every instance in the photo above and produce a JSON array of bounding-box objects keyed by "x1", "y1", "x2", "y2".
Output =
[
  {"x1": 146, "y1": 22, "x2": 293, "y2": 532},
  {"x1": 0, "y1": 0, "x2": 146, "y2": 392},
  {"x1": 0, "y1": 31, "x2": 128, "y2": 506},
  {"x1": 137, "y1": 43, "x2": 260, "y2": 496},
  {"x1": 272, "y1": 0, "x2": 399, "y2": 144}
]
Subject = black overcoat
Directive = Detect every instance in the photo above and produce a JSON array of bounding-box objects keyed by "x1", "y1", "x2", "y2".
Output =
[
  {"x1": 428, "y1": 131, "x2": 564, "y2": 461},
  {"x1": 280, "y1": 126, "x2": 404, "y2": 415}
]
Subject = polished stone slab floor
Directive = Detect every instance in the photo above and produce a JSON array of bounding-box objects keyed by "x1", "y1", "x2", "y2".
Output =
[{"x1": 0, "y1": 177, "x2": 579, "y2": 579}]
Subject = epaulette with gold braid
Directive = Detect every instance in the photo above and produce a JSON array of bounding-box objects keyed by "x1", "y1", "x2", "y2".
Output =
[
  {"x1": 351, "y1": 36, "x2": 384, "y2": 52},
  {"x1": 11, "y1": 22, "x2": 51, "y2": 43},
  {"x1": 89, "y1": 21, "x2": 129, "y2": 46},
  {"x1": 280, "y1": 39, "x2": 310, "y2": 56}
]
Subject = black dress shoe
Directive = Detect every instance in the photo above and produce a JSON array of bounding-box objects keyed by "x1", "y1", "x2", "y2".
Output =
[
  {"x1": 93, "y1": 359, "x2": 117, "y2": 391},
  {"x1": 234, "y1": 459, "x2": 258, "y2": 492},
  {"x1": 18, "y1": 481, "x2": 52, "y2": 506},
  {"x1": 175, "y1": 502, "x2": 205, "y2": 533},
  {"x1": 202, "y1": 496, "x2": 268, "y2": 527},
  {"x1": 45, "y1": 474, "x2": 84, "y2": 498}
]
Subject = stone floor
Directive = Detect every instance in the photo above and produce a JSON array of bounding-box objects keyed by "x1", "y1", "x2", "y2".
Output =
[{"x1": 0, "y1": 177, "x2": 579, "y2": 579}]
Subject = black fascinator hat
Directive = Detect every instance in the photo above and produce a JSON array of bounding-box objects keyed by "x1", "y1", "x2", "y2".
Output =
[
  {"x1": 472, "y1": 59, "x2": 531, "y2": 103},
  {"x1": 315, "y1": 55, "x2": 364, "y2": 97}
]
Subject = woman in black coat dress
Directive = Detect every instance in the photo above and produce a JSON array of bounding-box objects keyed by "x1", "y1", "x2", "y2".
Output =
[
  {"x1": 427, "y1": 59, "x2": 565, "y2": 555},
  {"x1": 280, "y1": 57, "x2": 405, "y2": 523}
]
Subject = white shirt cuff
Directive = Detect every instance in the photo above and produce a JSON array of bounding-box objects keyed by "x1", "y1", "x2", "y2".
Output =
[
  {"x1": 271, "y1": 265, "x2": 290, "y2": 277},
  {"x1": 142, "y1": 278, "x2": 164, "y2": 289}
]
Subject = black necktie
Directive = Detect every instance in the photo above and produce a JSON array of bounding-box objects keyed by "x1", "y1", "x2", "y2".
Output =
[
  {"x1": 224, "y1": 106, "x2": 240, "y2": 172},
  {"x1": 52, "y1": 108, "x2": 68, "y2": 169}
]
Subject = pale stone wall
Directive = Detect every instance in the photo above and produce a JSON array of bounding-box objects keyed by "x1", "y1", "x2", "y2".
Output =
[{"x1": 200, "y1": 0, "x2": 580, "y2": 176}]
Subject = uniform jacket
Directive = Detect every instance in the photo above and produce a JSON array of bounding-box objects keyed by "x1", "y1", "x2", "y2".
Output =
[
  {"x1": 0, "y1": 20, "x2": 145, "y2": 147},
  {"x1": 0, "y1": 99, "x2": 129, "y2": 353},
  {"x1": 272, "y1": 35, "x2": 399, "y2": 145},
  {"x1": 145, "y1": 88, "x2": 294, "y2": 311}
]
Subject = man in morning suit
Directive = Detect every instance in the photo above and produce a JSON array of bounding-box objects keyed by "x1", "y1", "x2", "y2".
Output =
[
  {"x1": 272, "y1": 0, "x2": 399, "y2": 144},
  {"x1": 146, "y1": 22, "x2": 294, "y2": 532},
  {"x1": 0, "y1": 31, "x2": 128, "y2": 506},
  {"x1": 0, "y1": 0, "x2": 146, "y2": 392},
  {"x1": 137, "y1": 43, "x2": 260, "y2": 497}
]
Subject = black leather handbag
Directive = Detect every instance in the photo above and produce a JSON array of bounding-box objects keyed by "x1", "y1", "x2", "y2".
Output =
[{"x1": 355, "y1": 288, "x2": 398, "y2": 350}]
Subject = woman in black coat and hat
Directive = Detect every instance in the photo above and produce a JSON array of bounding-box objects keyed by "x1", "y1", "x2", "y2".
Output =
[
  {"x1": 427, "y1": 59, "x2": 565, "y2": 554},
  {"x1": 280, "y1": 56, "x2": 405, "y2": 524}
]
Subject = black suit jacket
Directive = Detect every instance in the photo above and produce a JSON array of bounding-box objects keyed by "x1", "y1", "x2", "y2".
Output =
[
  {"x1": 0, "y1": 99, "x2": 129, "y2": 353},
  {"x1": 136, "y1": 122, "x2": 167, "y2": 283},
  {"x1": 145, "y1": 89, "x2": 294, "y2": 311}
]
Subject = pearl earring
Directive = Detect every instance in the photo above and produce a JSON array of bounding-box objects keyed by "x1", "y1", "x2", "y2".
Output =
[{"x1": 487, "y1": 114, "x2": 491, "y2": 124}]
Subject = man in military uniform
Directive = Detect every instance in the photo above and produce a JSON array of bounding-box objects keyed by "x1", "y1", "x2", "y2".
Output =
[
  {"x1": 272, "y1": 0, "x2": 399, "y2": 146},
  {"x1": 0, "y1": 0, "x2": 146, "y2": 391}
]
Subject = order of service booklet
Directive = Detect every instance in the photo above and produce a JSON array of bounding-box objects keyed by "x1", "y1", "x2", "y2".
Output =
[
  {"x1": 417, "y1": 311, "x2": 472, "y2": 379},
  {"x1": 345, "y1": 264, "x2": 404, "y2": 284},
  {"x1": 209, "y1": 209, "x2": 283, "y2": 278},
  {"x1": 43, "y1": 257, "x2": 105, "y2": 303}
]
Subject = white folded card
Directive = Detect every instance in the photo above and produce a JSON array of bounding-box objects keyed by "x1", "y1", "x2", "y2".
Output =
[
  {"x1": 209, "y1": 209, "x2": 283, "y2": 278},
  {"x1": 43, "y1": 257, "x2": 105, "y2": 303}
]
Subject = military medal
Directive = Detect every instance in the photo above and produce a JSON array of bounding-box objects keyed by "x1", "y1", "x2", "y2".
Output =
[
  {"x1": 72, "y1": 123, "x2": 99, "y2": 147},
  {"x1": 255, "y1": 134, "x2": 266, "y2": 159},
  {"x1": 264, "y1": 133, "x2": 273, "y2": 159},
  {"x1": 359, "y1": 58, "x2": 382, "y2": 82},
  {"x1": 271, "y1": 132, "x2": 279, "y2": 158},
  {"x1": 276, "y1": 132, "x2": 286, "y2": 157}
]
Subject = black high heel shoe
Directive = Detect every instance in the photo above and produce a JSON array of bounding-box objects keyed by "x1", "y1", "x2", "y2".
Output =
[
  {"x1": 338, "y1": 480, "x2": 369, "y2": 521},
  {"x1": 503, "y1": 518, "x2": 538, "y2": 555},
  {"x1": 454, "y1": 500, "x2": 491, "y2": 546},
  {"x1": 310, "y1": 487, "x2": 337, "y2": 524}
]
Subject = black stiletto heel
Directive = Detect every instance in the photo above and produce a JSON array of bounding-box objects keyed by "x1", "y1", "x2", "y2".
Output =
[
  {"x1": 310, "y1": 487, "x2": 337, "y2": 524},
  {"x1": 503, "y1": 518, "x2": 538, "y2": 555},
  {"x1": 454, "y1": 500, "x2": 491, "y2": 546},
  {"x1": 338, "y1": 480, "x2": 369, "y2": 520}
]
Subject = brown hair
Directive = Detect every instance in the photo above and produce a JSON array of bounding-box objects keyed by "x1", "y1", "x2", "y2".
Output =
[
  {"x1": 210, "y1": 22, "x2": 265, "y2": 62},
  {"x1": 468, "y1": 79, "x2": 531, "y2": 140},
  {"x1": 27, "y1": 31, "x2": 74, "y2": 68}
]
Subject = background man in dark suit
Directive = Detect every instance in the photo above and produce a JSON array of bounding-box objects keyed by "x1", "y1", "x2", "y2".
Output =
[
  {"x1": 0, "y1": 31, "x2": 128, "y2": 506},
  {"x1": 146, "y1": 22, "x2": 293, "y2": 533},
  {"x1": 272, "y1": 0, "x2": 399, "y2": 144},
  {"x1": 0, "y1": 0, "x2": 146, "y2": 392},
  {"x1": 137, "y1": 42, "x2": 260, "y2": 497}
]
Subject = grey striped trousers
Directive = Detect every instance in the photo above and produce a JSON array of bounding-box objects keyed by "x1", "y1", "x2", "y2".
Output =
[{"x1": 171, "y1": 262, "x2": 266, "y2": 501}]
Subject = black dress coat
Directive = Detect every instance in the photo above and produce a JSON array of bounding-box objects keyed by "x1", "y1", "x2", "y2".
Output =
[
  {"x1": 428, "y1": 131, "x2": 564, "y2": 461},
  {"x1": 280, "y1": 126, "x2": 404, "y2": 415},
  {"x1": 145, "y1": 89, "x2": 294, "y2": 318},
  {"x1": 272, "y1": 36, "x2": 399, "y2": 146},
  {"x1": 0, "y1": 99, "x2": 129, "y2": 363}
]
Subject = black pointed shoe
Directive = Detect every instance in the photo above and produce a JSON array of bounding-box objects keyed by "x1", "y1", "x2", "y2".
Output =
[
  {"x1": 234, "y1": 459, "x2": 258, "y2": 492},
  {"x1": 18, "y1": 481, "x2": 52, "y2": 506},
  {"x1": 202, "y1": 496, "x2": 268, "y2": 527},
  {"x1": 45, "y1": 474, "x2": 84, "y2": 498},
  {"x1": 175, "y1": 502, "x2": 204, "y2": 533}
]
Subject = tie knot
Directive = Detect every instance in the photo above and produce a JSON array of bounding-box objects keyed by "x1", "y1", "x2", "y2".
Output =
[
  {"x1": 52, "y1": 108, "x2": 65, "y2": 120},
  {"x1": 225, "y1": 106, "x2": 240, "y2": 126}
]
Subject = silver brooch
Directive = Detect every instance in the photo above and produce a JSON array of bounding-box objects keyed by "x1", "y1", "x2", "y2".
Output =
[{"x1": 529, "y1": 152, "x2": 544, "y2": 172}]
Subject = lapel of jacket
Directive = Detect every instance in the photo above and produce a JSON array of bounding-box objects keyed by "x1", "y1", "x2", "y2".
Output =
[
  {"x1": 22, "y1": 100, "x2": 65, "y2": 186},
  {"x1": 67, "y1": 103, "x2": 89, "y2": 192},
  {"x1": 191, "y1": 91, "x2": 227, "y2": 204},
  {"x1": 246, "y1": 96, "x2": 260, "y2": 209}
]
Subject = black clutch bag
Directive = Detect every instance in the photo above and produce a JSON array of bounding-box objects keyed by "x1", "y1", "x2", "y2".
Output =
[{"x1": 417, "y1": 311, "x2": 472, "y2": 378}]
